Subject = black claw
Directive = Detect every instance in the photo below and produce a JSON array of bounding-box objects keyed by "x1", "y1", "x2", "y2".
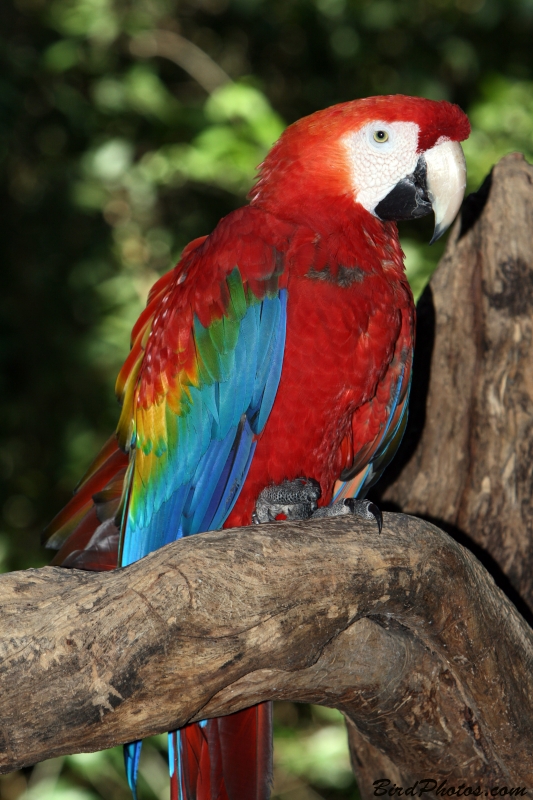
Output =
[
  {"x1": 341, "y1": 498, "x2": 382, "y2": 533},
  {"x1": 367, "y1": 502, "x2": 383, "y2": 534}
]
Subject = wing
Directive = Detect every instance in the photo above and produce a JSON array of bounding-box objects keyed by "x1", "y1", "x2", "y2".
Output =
[
  {"x1": 42, "y1": 262, "x2": 184, "y2": 570},
  {"x1": 118, "y1": 222, "x2": 289, "y2": 566},
  {"x1": 43, "y1": 218, "x2": 290, "y2": 572},
  {"x1": 333, "y1": 322, "x2": 413, "y2": 502}
]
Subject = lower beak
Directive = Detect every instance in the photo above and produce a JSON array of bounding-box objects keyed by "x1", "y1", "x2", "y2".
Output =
[{"x1": 425, "y1": 139, "x2": 467, "y2": 243}]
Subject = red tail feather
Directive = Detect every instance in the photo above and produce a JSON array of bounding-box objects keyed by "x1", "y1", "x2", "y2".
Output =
[
  {"x1": 43, "y1": 440, "x2": 128, "y2": 550},
  {"x1": 52, "y1": 517, "x2": 119, "y2": 571},
  {"x1": 47, "y1": 435, "x2": 126, "y2": 570},
  {"x1": 180, "y1": 704, "x2": 272, "y2": 800}
]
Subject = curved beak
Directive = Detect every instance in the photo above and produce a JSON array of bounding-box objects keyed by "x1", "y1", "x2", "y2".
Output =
[
  {"x1": 374, "y1": 139, "x2": 467, "y2": 241},
  {"x1": 425, "y1": 139, "x2": 467, "y2": 244}
]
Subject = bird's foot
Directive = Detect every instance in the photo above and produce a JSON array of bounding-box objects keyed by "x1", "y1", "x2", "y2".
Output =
[
  {"x1": 311, "y1": 498, "x2": 382, "y2": 533},
  {"x1": 252, "y1": 479, "x2": 382, "y2": 533},
  {"x1": 252, "y1": 478, "x2": 320, "y2": 523}
]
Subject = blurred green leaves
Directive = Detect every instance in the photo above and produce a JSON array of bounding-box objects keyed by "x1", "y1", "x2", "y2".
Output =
[
  {"x1": 464, "y1": 76, "x2": 533, "y2": 188},
  {"x1": 48, "y1": 0, "x2": 120, "y2": 42},
  {"x1": 93, "y1": 65, "x2": 182, "y2": 121},
  {"x1": 44, "y1": 39, "x2": 82, "y2": 72},
  {"x1": 273, "y1": 707, "x2": 357, "y2": 798},
  {"x1": 141, "y1": 82, "x2": 285, "y2": 192}
]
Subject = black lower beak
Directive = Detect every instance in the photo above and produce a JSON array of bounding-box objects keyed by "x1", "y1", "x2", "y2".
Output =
[{"x1": 375, "y1": 156, "x2": 432, "y2": 222}]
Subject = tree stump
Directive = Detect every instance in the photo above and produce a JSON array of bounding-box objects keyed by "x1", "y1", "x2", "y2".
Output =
[{"x1": 378, "y1": 153, "x2": 533, "y2": 617}]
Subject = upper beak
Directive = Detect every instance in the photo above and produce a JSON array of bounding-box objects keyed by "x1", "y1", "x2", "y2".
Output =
[
  {"x1": 425, "y1": 139, "x2": 467, "y2": 243},
  {"x1": 374, "y1": 139, "x2": 467, "y2": 243}
]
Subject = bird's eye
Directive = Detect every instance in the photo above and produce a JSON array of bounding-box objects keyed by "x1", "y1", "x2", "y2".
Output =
[{"x1": 373, "y1": 130, "x2": 389, "y2": 143}]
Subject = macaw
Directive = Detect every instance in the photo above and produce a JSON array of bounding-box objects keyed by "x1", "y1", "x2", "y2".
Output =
[{"x1": 44, "y1": 95, "x2": 469, "y2": 800}]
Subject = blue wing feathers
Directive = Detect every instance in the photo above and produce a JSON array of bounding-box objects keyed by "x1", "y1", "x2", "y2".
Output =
[
  {"x1": 218, "y1": 363, "x2": 239, "y2": 437},
  {"x1": 124, "y1": 740, "x2": 142, "y2": 800},
  {"x1": 253, "y1": 299, "x2": 279, "y2": 395},
  {"x1": 197, "y1": 380, "x2": 219, "y2": 426},
  {"x1": 185, "y1": 424, "x2": 238, "y2": 533},
  {"x1": 208, "y1": 418, "x2": 256, "y2": 531},
  {"x1": 255, "y1": 293, "x2": 287, "y2": 432}
]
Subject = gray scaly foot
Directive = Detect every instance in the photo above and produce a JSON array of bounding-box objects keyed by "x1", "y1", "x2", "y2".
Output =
[
  {"x1": 252, "y1": 478, "x2": 321, "y2": 523},
  {"x1": 311, "y1": 498, "x2": 382, "y2": 533},
  {"x1": 253, "y1": 478, "x2": 382, "y2": 533}
]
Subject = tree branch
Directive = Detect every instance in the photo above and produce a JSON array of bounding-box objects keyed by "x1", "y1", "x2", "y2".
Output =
[
  {"x1": 129, "y1": 30, "x2": 231, "y2": 94},
  {"x1": 1, "y1": 513, "x2": 532, "y2": 787}
]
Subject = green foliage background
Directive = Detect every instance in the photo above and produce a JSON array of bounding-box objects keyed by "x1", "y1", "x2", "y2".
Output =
[{"x1": 1, "y1": 0, "x2": 533, "y2": 797}]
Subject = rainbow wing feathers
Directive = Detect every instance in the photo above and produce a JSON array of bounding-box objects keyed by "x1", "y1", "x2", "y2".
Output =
[{"x1": 120, "y1": 265, "x2": 287, "y2": 565}]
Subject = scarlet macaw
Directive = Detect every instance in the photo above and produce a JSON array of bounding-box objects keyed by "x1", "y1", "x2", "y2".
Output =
[{"x1": 45, "y1": 95, "x2": 469, "y2": 800}]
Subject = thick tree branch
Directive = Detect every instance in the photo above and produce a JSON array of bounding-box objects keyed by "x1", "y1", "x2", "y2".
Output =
[{"x1": 1, "y1": 513, "x2": 532, "y2": 787}]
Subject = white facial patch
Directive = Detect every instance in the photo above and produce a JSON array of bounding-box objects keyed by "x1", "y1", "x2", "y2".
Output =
[{"x1": 342, "y1": 121, "x2": 420, "y2": 215}]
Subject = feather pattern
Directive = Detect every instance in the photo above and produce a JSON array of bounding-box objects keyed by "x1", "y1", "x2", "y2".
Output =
[
  {"x1": 333, "y1": 338, "x2": 414, "y2": 502},
  {"x1": 175, "y1": 706, "x2": 272, "y2": 800},
  {"x1": 120, "y1": 280, "x2": 288, "y2": 565}
]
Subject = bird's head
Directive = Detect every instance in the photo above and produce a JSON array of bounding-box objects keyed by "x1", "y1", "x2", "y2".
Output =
[{"x1": 250, "y1": 95, "x2": 470, "y2": 242}]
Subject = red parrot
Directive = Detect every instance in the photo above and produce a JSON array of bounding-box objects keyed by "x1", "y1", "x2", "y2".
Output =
[{"x1": 44, "y1": 95, "x2": 469, "y2": 800}]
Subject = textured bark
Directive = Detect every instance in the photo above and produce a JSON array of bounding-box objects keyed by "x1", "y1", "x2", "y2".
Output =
[
  {"x1": 1, "y1": 513, "x2": 533, "y2": 790},
  {"x1": 379, "y1": 153, "x2": 533, "y2": 618}
]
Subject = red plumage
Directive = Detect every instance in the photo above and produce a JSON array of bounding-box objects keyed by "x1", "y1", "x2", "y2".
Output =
[
  {"x1": 44, "y1": 95, "x2": 470, "y2": 800},
  {"x1": 174, "y1": 707, "x2": 272, "y2": 800}
]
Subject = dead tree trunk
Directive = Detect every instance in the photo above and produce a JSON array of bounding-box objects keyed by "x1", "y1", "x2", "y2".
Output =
[
  {"x1": 378, "y1": 153, "x2": 533, "y2": 616},
  {"x1": 1, "y1": 514, "x2": 533, "y2": 789},
  {"x1": 2, "y1": 154, "x2": 533, "y2": 795}
]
